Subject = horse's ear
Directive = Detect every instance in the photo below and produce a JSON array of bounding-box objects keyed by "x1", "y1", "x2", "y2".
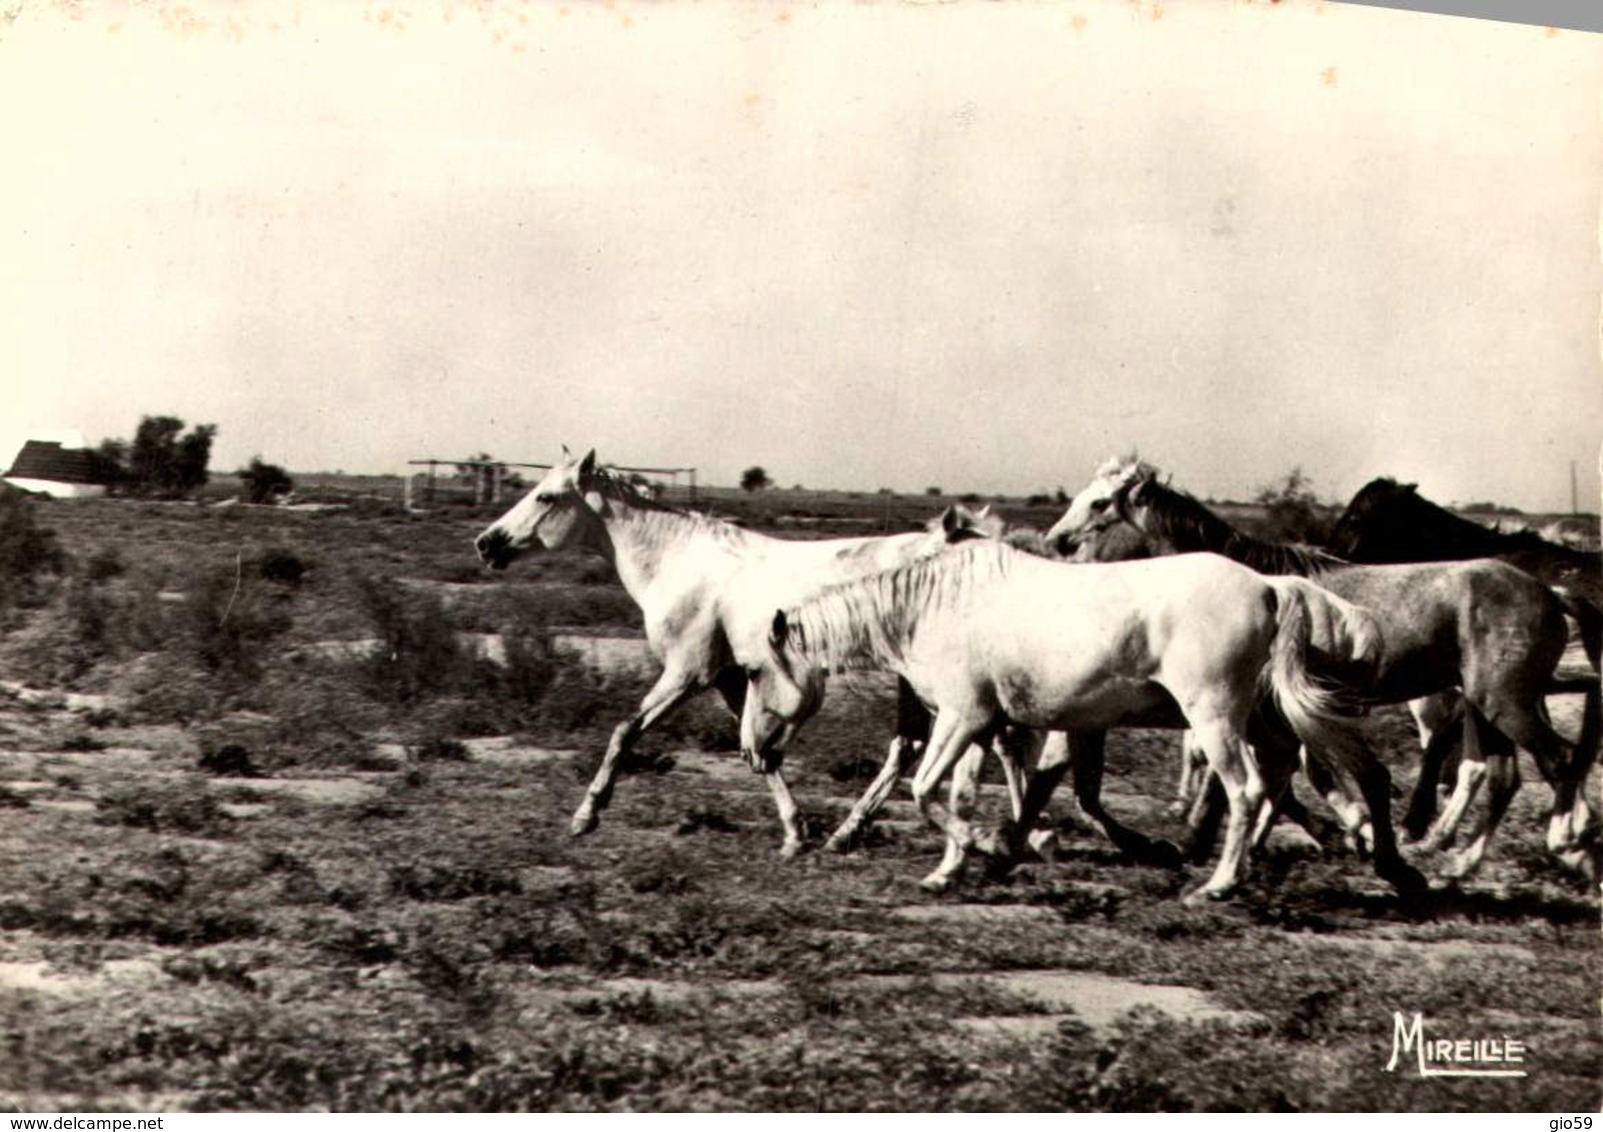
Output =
[
  {"x1": 769, "y1": 609, "x2": 790, "y2": 650},
  {"x1": 1401, "y1": 482, "x2": 1418, "y2": 495},
  {"x1": 940, "y1": 506, "x2": 962, "y2": 536},
  {"x1": 578, "y1": 449, "x2": 597, "y2": 478},
  {"x1": 1125, "y1": 476, "x2": 1150, "y2": 506}
]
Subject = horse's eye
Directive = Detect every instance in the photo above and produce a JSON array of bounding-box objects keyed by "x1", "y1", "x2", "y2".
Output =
[
  {"x1": 1090, "y1": 498, "x2": 1111, "y2": 512},
  {"x1": 745, "y1": 667, "x2": 762, "y2": 683}
]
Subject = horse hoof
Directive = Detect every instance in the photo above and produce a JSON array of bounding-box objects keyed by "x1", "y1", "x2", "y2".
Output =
[
  {"x1": 919, "y1": 873, "x2": 953, "y2": 895},
  {"x1": 1384, "y1": 862, "x2": 1430, "y2": 896},
  {"x1": 1181, "y1": 884, "x2": 1229, "y2": 906},
  {"x1": 569, "y1": 811, "x2": 599, "y2": 838},
  {"x1": 778, "y1": 840, "x2": 805, "y2": 860},
  {"x1": 1025, "y1": 828, "x2": 1059, "y2": 860},
  {"x1": 1437, "y1": 851, "x2": 1480, "y2": 881}
]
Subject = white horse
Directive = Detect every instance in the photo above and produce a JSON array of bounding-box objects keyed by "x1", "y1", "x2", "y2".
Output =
[
  {"x1": 1047, "y1": 456, "x2": 1601, "y2": 880},
  {"x1": 740, "y1": 540, "x2": 1406, "y2": 901},
  {"x1": 473, "y1": 448, "x2": 1021, "y2": 855}
]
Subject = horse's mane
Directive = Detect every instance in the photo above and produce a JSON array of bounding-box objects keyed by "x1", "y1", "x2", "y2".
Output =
[
  {"x1": 783, "y1": 541, "x2": 1015, "y2": 672},
  {"x1": 1125, "y1": 471, "x2": 1345, "y2": 577},
  {"x1": 580, "y1": 463, "x2": 754, "y2": 546}
]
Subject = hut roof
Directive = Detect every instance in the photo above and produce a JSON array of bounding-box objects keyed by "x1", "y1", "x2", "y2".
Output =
[{"x1": 4, "y1": 440, "x2": 115, "y2": 486}]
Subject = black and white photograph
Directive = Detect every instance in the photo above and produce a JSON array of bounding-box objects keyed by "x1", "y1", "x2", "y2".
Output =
[{"x1": 0, "y1": 0, "x2": 1598, "y2": 1113}]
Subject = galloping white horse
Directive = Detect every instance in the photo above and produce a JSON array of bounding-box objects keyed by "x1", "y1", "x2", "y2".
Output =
[
  {"x1": 740, "y1": 540, "x2": 1399, "y2": 901},
  {"x1": 473, "y1": 448, "x2": 1019, "y2": 855}
]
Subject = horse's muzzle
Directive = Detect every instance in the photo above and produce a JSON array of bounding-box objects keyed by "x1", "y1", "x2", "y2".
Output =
[
  {"x1": 475, "y1": 530, "x2": 518, "y2": 571},
  {"x1": 1052, "y1": 532, "x2": 1078, "y2": 559}
]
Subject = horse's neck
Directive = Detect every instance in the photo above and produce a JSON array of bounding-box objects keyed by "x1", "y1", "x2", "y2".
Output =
[{"x1": 591, "y1": 496, "x2": 746, "y2": 598}]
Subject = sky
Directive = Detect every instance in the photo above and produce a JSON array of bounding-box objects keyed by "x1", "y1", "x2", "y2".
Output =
[{"x1": 1, "y1": 0, "x2": 1598, "y2": 511}]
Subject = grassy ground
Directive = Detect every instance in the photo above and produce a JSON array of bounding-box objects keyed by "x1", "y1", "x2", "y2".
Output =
[{"x1": 0, "y1": 489, "x2": 1597, "y2": 1112}]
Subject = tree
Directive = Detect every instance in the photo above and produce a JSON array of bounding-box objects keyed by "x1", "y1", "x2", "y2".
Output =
[
  {"x1": 174, "y1": 424, "x2": 216, "y2": 495},
  {"x1": 123, "y1": 416, "x2": 217, "y2": 498},
  {"x1": 740, "y1": 466, "x2": 772, "y2": 493},
  {"x1": 238, "y1": 457, "x2": 294, "y2": 504},
  {"x1": 1254, "y1": 466, "x2": 1328, "y2": 544},
  {"x1": 93, "y1": 438, "x2": 129, "y2": 493}
]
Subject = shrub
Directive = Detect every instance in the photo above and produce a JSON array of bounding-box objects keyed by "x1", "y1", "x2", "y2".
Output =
[
  {"x1": 257, "y1": 548, "x2": 307, "y2": 585},
  {"x1": 0, "y1": 484, "x2": 66, "y2": 610},
  {"x1": 96, "y1": 781, "x2": 234, "y2": 837},
  {"x1": 239, "y1": 457, "x2": 294, "y2": 505},
  {"x1": 1254, "y1": 467, "x2": 1330, "y2": 545},
  {"x1": 181, "y1": 561, "x2": 293, "y2": 681},
  {"x1": 357, "y1": 575, "x2": 469, "y2": 705}
]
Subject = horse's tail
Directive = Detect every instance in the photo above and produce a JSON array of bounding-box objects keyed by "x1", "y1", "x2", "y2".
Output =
[{"x1": 1260, "y1": 578, "x2": 1381, "y2": 779}]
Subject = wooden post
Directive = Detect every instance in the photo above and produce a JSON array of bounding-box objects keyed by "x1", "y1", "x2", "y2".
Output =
[
  {"x1": 427, "y1": 461, "x2": 437, "y2": 504},
  {"x1": 404, "y1": 471, "x2": 413, "y2": 511}
]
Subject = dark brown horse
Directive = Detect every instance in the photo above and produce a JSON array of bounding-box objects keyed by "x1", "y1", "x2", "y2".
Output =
[
  {"x1": 1330, "y1": 477, "x2": 1601, "y2": 659},
  {"x1": 1048, "y1": 458, "x2": 1602, "y2": 882}
]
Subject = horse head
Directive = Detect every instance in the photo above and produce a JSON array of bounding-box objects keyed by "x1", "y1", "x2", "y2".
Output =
[
  {"x1": 1326, "y1": 477, "x2": 1418, "y2": 560},
  {"x1": 739, "y1": 609, "x2": 825, "y2": 774},
  {"x1": 933, "y1": 503, "x2": 1007, "y2": 545},
  {"x1": 1044, "y1": 455, "x2": 1157, "y2": 557},
  {"x1": 474, "y1": 446, "x2": 606, "y2": 569}
]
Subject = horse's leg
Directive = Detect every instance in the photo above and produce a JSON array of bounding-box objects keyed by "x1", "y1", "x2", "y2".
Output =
[
  {"x1": 910, "y1": 710, "x2": 995, "y2": 893},
  {"x1": 1554, "y1": 684, "x2": 1603, "y2": 878},
  {"x1": 823, "y1": 735, "x2": 923, "y2": 853},
  {"x1": 1183, "y1": 719, "x2": 1263, "y2": 902},
  {"x1": 1184, "y1": 775, "x2": 1227, "y2": 864},
  {"x1": 1402, "y1": 695, "x2": 1464, "y2": 842},
  {"x1": 1472, "y1": 690, "x2": 1599, "y2": 879},
  {"x1": 570, "y1": 664, "x2": 704, "y2": 838},
  {"x1": 998, "y1": 729, "x2": 1074, "y2": 861},
  {"x1": 1440, "y1": 718, "x2": 1518, "y2": 879},
  {"x1": 764, "y1": 768, "x2": 807, "y2": 859},
  {"x1": 1336, "y1": 737, "x2": 1427, "y2": 895},
  {"x1": 824, "y1": 678, "x2": 934, "y2": 852},
  {"x1": 1423, "y1": 700, "x2": 1490, "y2": 853},
  {"x1": 1241, "y1": 733, "x2": 1301, "y2": 855},
  {"x1": 1247, "y1": 756, "x2": 1338, "y2": 855},
  {"x1": 1297, "y1": 746, "x2": 1374, "y2": 857},
  {"x1": 968, "y1": 725, "x2": 1047, "y2": 860},
  {"x1": 1071, "y1": 730, "x2": 1186, "y2": 870},
  {"x1": 1167, "y1": 731, "x2": 1206, "y2": 819},
  {"x1": 928, "y1": 742, "x2": 994, "y2": 883}
]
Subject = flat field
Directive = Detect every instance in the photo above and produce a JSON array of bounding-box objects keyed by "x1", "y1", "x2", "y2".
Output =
[{"x1": 0, "y1": 488, "x2": 1596, "y2": 1111}]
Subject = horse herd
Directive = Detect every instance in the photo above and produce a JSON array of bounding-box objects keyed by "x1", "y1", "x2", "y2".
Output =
[{"x1": 473, "y1": 449, "x2": 1601, "y2": 905}]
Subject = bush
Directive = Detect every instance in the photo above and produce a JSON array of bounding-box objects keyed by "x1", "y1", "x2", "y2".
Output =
[
  {"x1": 239, "y1": 458, "x2": 294, "y2": 505},
  {"x1": 96, "y1": 781, "x2": 234, "y2": 837},
  {"x1": 1253, "y1": 467, "x2": 1330, "y2": 545},
  {"x1": 0, "y1": 484, "x2": 66, "y2": 610},
  {"x1": 257, "y1": 548, "x2": 307, "y2": 585},
  {"x1": 181, "y1": 561, "x2": 294, "y2": 681},
  {"x1": 358, "y1": 575, "x2": 469, "y2": 705}
]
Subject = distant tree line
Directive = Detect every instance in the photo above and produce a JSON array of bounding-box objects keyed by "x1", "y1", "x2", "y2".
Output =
[{"x1": 94, "y1": 415, "x2": 297, "y2": 504}]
